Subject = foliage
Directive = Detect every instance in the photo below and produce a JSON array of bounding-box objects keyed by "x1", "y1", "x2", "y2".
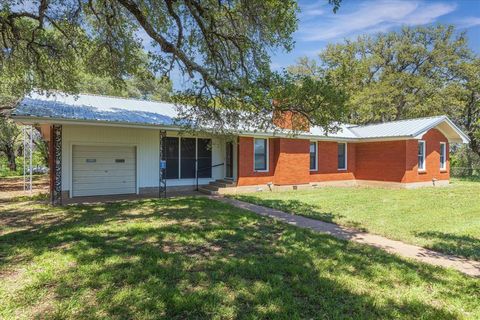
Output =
[
  {"x1": 77, "y1": 58, "x2": 173, "y2": 101},
  {"x1": 289, "y1": 25, "x2": 480, "y2": 155},
  {"x1": 0, "y1": 197, "x2": 479, "y2": 319},
  {"x1": 234, "y1": 180, "x2": 480, "y2": 260},
  {"x1": 0, "y1": 117, "x2": 20, "y2": 171},
  {"x1": 0, "y1": 0, "x2": 347, "y2": 132}
]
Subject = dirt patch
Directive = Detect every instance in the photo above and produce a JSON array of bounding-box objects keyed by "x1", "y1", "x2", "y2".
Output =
[{"x1": 0, "y1": 176, "x2": 49, "y2": 200}]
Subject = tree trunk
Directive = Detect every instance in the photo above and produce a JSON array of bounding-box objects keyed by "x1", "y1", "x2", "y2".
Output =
[{"x1": 5, "y1": 146, "x2": 16, "y2": 171}]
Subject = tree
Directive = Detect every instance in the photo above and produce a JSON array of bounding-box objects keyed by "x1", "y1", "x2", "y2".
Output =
[
  {"x1": 1, "y1": 0, "x2": 344, "y2": 132},
  {"x1": 78, "y1": 67, "x2": 173, "y2": 101},
  {"x1": 290, "y1": 25, "x2": 472, "y2": 122},
  {"x1": 0, "y1": 117, "x2": 21, "y2": 171},
  {"x1": 447, "y1": 58, "x2": 480, "y2": 159},
  {"x1": 289, "y1": 25, "x2": 480, "y2": 157}
]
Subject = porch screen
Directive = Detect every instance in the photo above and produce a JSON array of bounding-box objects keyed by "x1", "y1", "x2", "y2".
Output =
[
  {"x1": 164, "y1": 137, "x2": 179, "y2": 179},
  {"x1": 181, "y1": 138, "x2": 196, "y2": 179},
  {"x1": 197, "y1": 138, "x2": 212, "y2": 178}
]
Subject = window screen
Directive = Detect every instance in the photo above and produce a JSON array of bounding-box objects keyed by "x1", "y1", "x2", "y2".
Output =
[
  {"x1": 338, "y1": 143, "x2": 346, "y2": 170},
  {"x1": 418, "y1": 141, "x2": 426, "y2": 171},
  {"x1": 197, "y1": 138, "x2": 212, "y2": 178},
  {"x1": 310, "y1": 142, "x2": 317, "y2": 170},
  {"x1": 254, "y1": 138, "x2": 268, "y2": 171},
  {"x1": 181, "y1": 138, "x2": 196, "y2": 179},
  {"x1": 440, "y1": 143, "x2": 446, "y2": 170},
  {"x1": 163, "y1": 137, "x2": 179, "y2": 179}
]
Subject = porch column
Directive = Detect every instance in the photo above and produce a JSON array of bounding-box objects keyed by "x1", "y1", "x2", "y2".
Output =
[{"x1": 50, "y1": 125, "x2": 62, "y2": 205}]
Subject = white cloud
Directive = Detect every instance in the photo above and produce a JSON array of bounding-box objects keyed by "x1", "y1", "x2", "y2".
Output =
[
  {"x1": 299, "y1": 1, "x2": 327, "y2": 18},
  {"x1": 456, "y1": 16, "x2": 480, "y2": 28},
  {"x1": 300, "y1": 0, "x2": 457, "y2": 41}
]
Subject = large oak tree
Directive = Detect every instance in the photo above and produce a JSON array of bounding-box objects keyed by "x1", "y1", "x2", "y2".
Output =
[{"x1": 0, "y1": 0, "x2": 344, "y2": 133}]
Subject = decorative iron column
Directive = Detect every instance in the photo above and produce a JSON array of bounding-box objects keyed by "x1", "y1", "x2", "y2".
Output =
[
  {"x1": 51, "y1": 125, "x2": 62, "y2": 205},
  {"x1": 159, "y1": 130, "x2": 167, "y2": 198}
]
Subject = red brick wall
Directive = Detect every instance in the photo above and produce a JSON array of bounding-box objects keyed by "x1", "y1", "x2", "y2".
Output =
[
  {"x1": 355, "y1": 140, "x2": 407, "y2": 182},
  {"x1": 237, "y1": 137, "x2": 276, "y2": 186},
  {"x1": 273, "y1": 138, "x2": 310, "y2": 185},
  {"x1": 237, "y1": 128, "x2": 449, "y2": 186},
  {"x1": 403, "y1": 129, "x2": 449, "y2": 182},
  {"x1": 309, "y1": 142, "x2": 356, "y2": 182}
]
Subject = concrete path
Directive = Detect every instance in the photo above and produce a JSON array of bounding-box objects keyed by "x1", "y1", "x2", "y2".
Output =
[{"x1": 213, "y1": 196, "x2": 480, "y2": 277}]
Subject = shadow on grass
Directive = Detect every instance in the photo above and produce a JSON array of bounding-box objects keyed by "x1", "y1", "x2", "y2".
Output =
[
  {"x1": 415, "y1": 231, "x2": 480, "y2": 261},
  {"x1": 0, "y1": 197, "x2": 478, "y2": 319}
]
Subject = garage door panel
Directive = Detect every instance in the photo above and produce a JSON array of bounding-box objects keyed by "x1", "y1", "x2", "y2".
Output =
[
  {"x1": 73, "y1": 187, "x2": 137, "y2": 197},
  {"x1": 74, "y1": 145, "x2": 135, "y2": 152},
  {"x1": 73, "y1": 164, "x2": 135, "y2": 171},
  {"x1": 72, "y1": 145, "x2": 136, "y2": 197},
  {"x1": 73, "y1": 170, "x2": 135, "y2": 178},
  {"x1": 73, "y1": 176, "x2": 136, "y2": 185},
  {"x1": 73, "y1": 153, "x2": 136, "y2": 161},
  {"x1": 75, "y1": 180, "x2": 135, "y2": 190}
]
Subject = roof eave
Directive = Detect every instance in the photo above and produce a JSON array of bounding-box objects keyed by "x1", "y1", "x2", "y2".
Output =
[{"x1": 412, "y1": 116, "x2": 470, "y2": 144}]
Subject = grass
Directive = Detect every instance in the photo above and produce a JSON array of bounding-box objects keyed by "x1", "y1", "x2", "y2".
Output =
[
  {"x1": 0, "y1": 196, "x2": 479, "y2": 319},
  {"x1": 233, "y1": 179, "x2": 480, "y2": 261}
]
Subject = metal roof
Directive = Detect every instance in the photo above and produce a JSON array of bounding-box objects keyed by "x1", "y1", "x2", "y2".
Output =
[
  {"x1": 12, "y1": 93, "x2": 469, "y2": 143},
  {"x1": 347, "y1": 116, "x2": 469, "y2": 143},
  {"x1": 13, "y1": 92, "x2": 181, "y2": 126}
]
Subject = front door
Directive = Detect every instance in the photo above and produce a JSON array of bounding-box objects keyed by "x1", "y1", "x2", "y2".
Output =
[{"x1": 225, "y1": 142, "x2": 234, "y2": 179}]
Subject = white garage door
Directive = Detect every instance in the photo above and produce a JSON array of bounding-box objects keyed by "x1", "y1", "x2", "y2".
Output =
[{"x1": 72, "y1": 145, "x2": 136, "y2": 197}]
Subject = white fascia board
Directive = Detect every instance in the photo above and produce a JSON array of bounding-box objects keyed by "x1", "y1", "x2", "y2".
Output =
[
  {"x1": 10, "y1": 116, "x2": 181, "y2": 131},
  {"x1": 412, "y1": 117, "x2": 470, "y2": 144}
]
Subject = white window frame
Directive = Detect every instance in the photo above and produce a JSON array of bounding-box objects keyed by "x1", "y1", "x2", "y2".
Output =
[
  {"x1": 253, "y1": 138, "x2": 269, "y2": 172},
  {"x1": 418, "y1": 140, "x2": 426, "y2": 172},
  {"x1": 338, "y1": 142, "x2": 347, "y2": 171},
  {"x1": 440, "y1": 142, "x2": 447, "y2": 171},
  {"x1": 310, "y1": 141, "x2": 318, "y2": 171}
]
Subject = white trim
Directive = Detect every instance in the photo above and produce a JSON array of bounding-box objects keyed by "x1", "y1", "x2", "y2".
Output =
[
  {"x1": 309, "y1": 141, "x2": 318, "y2": 171},
  {"x1": 338, "y1": 142, "x2": 347, "y2": 171},
  {"x1": 418, "y1": 140, "x2": 426, "y2": 172},
  {"x1": 253, "y1": 138, "x2": 269, "y2": 172},
  {"x1": 440, "y1": 142, "x2": 447, "y2": 171},
  {"x1": 12, "y1": 114, "x2": 470, "y2": 144}
]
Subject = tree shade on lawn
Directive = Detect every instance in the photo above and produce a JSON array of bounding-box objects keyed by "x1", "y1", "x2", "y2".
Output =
[{"x1": 0, "y1": 196, "x2": 479, "y2": 319}]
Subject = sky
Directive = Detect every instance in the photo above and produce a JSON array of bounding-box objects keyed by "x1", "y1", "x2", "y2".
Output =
[{"x1": 270, "y1": 0, "x2": 480, "y2": 70}]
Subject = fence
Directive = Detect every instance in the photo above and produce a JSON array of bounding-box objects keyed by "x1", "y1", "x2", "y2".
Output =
[{"x1": 450, "y1": 167, "x2": 480, "y2": 179}]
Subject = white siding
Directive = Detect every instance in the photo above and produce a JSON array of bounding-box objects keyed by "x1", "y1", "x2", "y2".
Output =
[{"x1": 61, "y1": 125, "x2": 225, "y2": 194}]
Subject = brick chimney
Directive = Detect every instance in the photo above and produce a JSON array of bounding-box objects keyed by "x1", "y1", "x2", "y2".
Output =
[{"x1": 273, "y1": 110, "x2": 310, "y2": 131}]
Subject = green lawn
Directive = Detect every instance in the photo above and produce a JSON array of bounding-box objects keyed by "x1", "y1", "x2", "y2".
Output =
[
  {"x1": 233, "y1": 179, "x2": 480, "y2": 261},
  {"x1": 0, "y1": 196, "x2": 479, "y2": 319}
]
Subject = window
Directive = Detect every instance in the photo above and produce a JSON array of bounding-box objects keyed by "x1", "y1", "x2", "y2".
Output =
[
  {"x1": 310, "y1": 141, "x2": 317, "y2": 171},
  {"x1": 418, "y1": 140, "x2": 426, "y2": 171},
  {"x1": 254, "y1": 138, "x2": 268, "y2": 171},
  {"x1": 440, "y1": 142, "x2": 447, "y2": 170},
  {"x1": 338, "y1": 142, "x2": 347, "y2": 170}
]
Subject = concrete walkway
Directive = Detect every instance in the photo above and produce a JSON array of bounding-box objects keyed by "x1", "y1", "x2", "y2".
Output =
[{"x1": 213, "y1": 196, "x2": 480, "y2": 277}]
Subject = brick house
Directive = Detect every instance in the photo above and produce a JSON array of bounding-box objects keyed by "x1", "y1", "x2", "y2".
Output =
[{"x1": 12, "y1": 93, "x2": 469, "y2": 203}]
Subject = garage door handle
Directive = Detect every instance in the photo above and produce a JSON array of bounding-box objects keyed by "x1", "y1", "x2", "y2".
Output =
[{"x1": 105, "y1": 170, "x2": 108, "y2": 173}]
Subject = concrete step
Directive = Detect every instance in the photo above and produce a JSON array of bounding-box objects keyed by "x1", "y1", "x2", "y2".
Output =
[
  {"x1": 210, "y1": 181, "x2": 235, "y2": 188},
  {"x1": 198, "y1": 187, "x2": 219, "y2": 195},
  {"x1": 215, "y1": 179, "x2": 236, "y2": 186},
  {"x1": 202, "y1": 184, "x2": 219, "y2": 191}
]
